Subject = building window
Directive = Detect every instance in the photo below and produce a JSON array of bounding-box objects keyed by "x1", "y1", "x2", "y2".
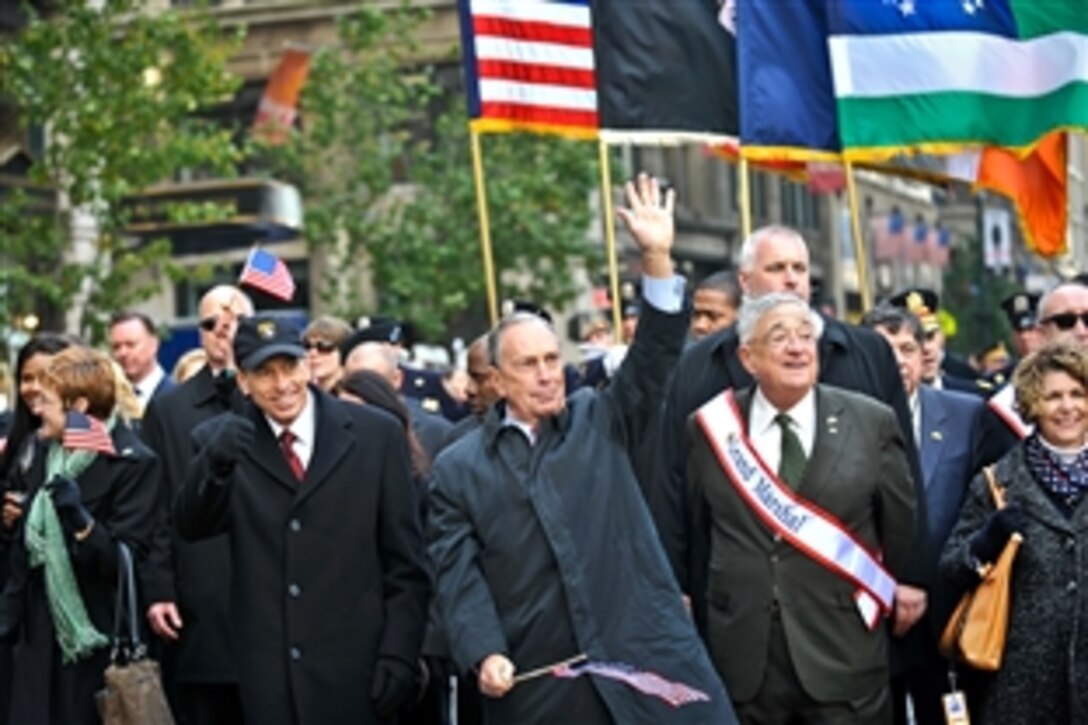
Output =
[{"x1": 780, "y1": 178, "x2": 820, "y2": 230}]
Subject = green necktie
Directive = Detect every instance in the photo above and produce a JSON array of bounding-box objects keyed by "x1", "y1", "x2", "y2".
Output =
[{"x1": 775, "y1": 413, "x2": 807, "y2": 489}]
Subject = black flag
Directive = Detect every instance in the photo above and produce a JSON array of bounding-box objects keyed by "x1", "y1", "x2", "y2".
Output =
[{"x1": 593, "y1": 0, "x2": 738, "y2": 136}]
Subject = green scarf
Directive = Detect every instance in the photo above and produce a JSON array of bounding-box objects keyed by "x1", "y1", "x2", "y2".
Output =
[{"x1": 24, "y1": 416, "x2": 117, "y2": 663}]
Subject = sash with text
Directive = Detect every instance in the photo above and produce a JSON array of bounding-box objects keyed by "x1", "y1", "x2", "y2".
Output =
[{"x1": 695, "y1": 390, "x2": 896, "y2": 630}]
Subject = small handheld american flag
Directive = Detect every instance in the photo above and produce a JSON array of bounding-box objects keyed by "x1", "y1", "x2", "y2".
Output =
[
  {"x1": 239, "y1": 246, "x2": 296, "y2": 302},
  {"x1": 63, "y1": 411, "x2": 116, "y2": 456},
  {"x1": 552, "y1": 659, "x2": 710, "y2": 709}
]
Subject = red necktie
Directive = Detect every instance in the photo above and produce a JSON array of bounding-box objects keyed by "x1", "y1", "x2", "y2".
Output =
[{"x1": 279, "y1": 430, "x2": 305, "y2": 482}]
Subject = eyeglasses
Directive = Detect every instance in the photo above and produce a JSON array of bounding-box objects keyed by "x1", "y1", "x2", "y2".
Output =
[
  {"x1": 198, "y1": 316, "x2": 218, "y2": 332},
  {"x1": 1041, "y1": 312, "x2": 1088, "y2": 330},
  {"x1": 760, "y1": 328, "x2": 816, "y2": 350},
  {"x1": 303, "y1": 340, "x2": 337, "y2": 354}
]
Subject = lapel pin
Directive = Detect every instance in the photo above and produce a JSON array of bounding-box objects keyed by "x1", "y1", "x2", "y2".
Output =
[{"x1": 931, "y1": 430, "x2": 943, "y2": 441}]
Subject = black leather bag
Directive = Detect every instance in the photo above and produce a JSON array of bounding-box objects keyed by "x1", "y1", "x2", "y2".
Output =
[{"x1": 95, "y1": 541, "x2": 175, "y2": 725}]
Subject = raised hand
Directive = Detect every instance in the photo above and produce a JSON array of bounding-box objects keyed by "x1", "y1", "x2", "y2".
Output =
[{"x1": 616, "y1": 172, "x2": 676, "y2": 261}]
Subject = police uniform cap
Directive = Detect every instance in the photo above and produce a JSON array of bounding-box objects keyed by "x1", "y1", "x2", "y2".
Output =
[
  {"x1": 341, "y1": 316, "x2": 405, "y2": 359},
  {"x1": 234, "y1": 314, "x2": 306, "y2": 372},
  {"x1": 999, "y1": 292, "x2": 1039, "y2": 331},
  {"x1": 888, "y1": 288, "x2": 940, "y2": 333}
]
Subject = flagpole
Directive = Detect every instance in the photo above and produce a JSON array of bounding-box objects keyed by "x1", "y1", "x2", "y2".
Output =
[
  {"x1": 598, "y1": 139, "x2": 623, "y2": 343},
  {"x1": 844, "y1": 160, "x2": 873, "y2": 311},
  {"x1": 739, "y1": 157, "x2": 752, "y2": 240},
  {"x1": 469, "y1": 126, "x2": 500, "y2": 325}
]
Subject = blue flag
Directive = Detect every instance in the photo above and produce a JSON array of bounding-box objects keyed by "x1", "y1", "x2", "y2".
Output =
[{"x1": 738, "y1": 0, "x2": 839, "y2": 159}]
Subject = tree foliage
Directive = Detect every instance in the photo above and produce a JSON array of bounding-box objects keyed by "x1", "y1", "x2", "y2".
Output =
[
  {"x1": 0, "y1": 0, "x2": 243, "y2": 340},
  {"x1": 259, "y1": 5, "x2": 600, "y2": 340}
]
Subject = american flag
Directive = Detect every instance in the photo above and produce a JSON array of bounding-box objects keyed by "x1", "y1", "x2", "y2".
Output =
[
  {"x1": 553, "y1": 660, "x2": 710, "y2": 709},
  {"x1": 63, "y1": 411, "x2": 115, "y2": 456},
  {"x1": 458, "y1": 0, "x2": 598, "y2": 138},
  {"x1": 239, "y1": 247, "x2": 296, "y2": 302}
]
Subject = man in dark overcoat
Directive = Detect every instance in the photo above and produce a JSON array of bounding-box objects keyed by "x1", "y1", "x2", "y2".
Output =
[
  {"x1": 139, "y1": 284, "x2": 253, "y2": 724},
  {"x1": 428, "y1": 175, "x2": 737, "y2": 724},
  {"x1": 175, "y1": 314, "x2": 429, "y2": 724}
]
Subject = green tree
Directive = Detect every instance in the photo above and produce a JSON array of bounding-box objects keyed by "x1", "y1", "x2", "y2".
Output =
[
  {"x1": 0, "y1": 0, "x2": 243, "y2": 340},
  {"x1": 260, "y1": 5, "x2": 600, "y2": 340},
  {"x1": 942, "y1": 234, "x2": 1019, "y2": 357}
]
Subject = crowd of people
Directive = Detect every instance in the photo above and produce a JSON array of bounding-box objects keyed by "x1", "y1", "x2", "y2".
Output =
[{"x1": 0, "y1": 174, "x2": 1083, "y2": 724}]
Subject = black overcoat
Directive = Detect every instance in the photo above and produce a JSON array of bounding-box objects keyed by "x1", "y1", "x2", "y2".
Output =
[
  {"x1": 139, "y1": 366, "x2": 241, "y2": 682},
  {"x1": 429, "y1": 304, "x2": 737, "y2": 724},
  {"x1": 0, "y1": 423, "x2": 160, "y2": 725},
  {"x1": 940, "y1": 443, "x2": 1088, "y2": 724},
  {"x1": 175, "y1": 389, "x2": 430, "y2": 724}
]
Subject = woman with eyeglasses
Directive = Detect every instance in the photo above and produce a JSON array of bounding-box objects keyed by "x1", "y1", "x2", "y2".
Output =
[
  {"x1": 302, "y1": 316, "x2": 352, "y2": 392},
  {"x1": 940, "y1": 340, "x2": 1088, "y2": 723}
]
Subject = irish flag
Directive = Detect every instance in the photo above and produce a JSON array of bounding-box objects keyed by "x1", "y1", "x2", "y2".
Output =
[{"x1": 828, "y1": 0, "x2": 1088, "y2": 159}]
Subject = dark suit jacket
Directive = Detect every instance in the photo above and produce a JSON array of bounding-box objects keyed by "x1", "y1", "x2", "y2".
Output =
[
  {"x1": 175, "y1": 389, "x2": 430, "y2": 724},
  {"x1": 148, "y1": 372, "x2": 176, "y2": 402},
  {"x1": 139, "y1": 366, "x2": 242, "y2": 682},
  {"x1": 916, "y1": 385, "x2": 1017, "y2": 630},
  {"x1": 660, "y1": 316, "x2": 928, "y2": 602},
  {"x1": 687, "y1": 385, "x2": 916, "y2": 703}
]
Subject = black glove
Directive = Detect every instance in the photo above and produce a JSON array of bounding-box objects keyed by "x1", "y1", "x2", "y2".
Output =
[
  {"x1": 47, "y1": 476, "x2": 93, "y2": 534},
  {"x1": 370, "y1": 656, "x2": 417, "y2": 720},
  {"x1": 205, "y1": 415, "x2": 255, "y2": 477},
  {"x1": 969, "y1": 503, "x2": 1026, "y2": 564}
]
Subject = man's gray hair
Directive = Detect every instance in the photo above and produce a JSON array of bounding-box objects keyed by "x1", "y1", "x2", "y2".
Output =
[
  {"x1": 738, "y1": 224, "x2": 808, "y2": 272},
  {"x1": 487, "y1": 311, "x2": 557, "y2": 366},
  {"x1": 736, "y1": 292, "x2": 824, "y2": 346}
]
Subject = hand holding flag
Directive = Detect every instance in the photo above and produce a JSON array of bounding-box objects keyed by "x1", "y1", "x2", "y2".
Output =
[{"x1": 63, "y1": 411, "x2": 115, "y2": 457}]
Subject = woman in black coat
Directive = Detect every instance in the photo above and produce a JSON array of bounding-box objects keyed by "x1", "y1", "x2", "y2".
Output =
[
  {"x1": 0, "y1": 333, "x2": 74, "y2": 724},
  {"x1": 941, "y1": 341, "x2": 1088, "y2": 723},
  {"x1": 0, "y1": 346, "x2": 160, "y2": 724}
]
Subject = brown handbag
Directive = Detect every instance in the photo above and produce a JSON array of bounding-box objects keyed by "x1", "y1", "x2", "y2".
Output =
[
  {"x1": 95, "y1": 541, "x2": 175, "y2": 725},
  {"x1": 938, "y1": 466, "x2": 1022, "y2": 671}
]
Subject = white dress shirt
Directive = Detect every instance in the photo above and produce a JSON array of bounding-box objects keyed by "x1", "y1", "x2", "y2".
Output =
[
  {"x1": 132, "y1": 365, "x2": 166, "y2": 412},
  {"x1": 748, "y1": 387, "x2": 816, "y2": 475},
  {"x1": 264, "y1": 390, "x2": 316, "y2": 470}
]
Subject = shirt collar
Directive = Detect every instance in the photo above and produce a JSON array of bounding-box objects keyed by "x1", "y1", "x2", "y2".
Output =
[
  {"x1": 750, "y1": 385, "x2": 816, "y2": 436},
  {"x1": 264, "y1": 389, "x2": 316, "y2": 446},
  {"x1": 133, "y1": 365, "x2": 165, "y2": 400}
]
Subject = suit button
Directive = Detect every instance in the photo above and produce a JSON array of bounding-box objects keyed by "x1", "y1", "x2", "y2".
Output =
[
  {"x1": 290, "y1": 647, "x2": 302, "y2": 661},
  {"x1": 289, "y1": 519, "x2": 301, "y2": 533},
  {"x1": 1068, "y1": 581, "x2": 1078, "y2": 593},
  {"x1": 770, "y1": 554, "x2": 779, "y2": 564},
  {"x1": 288, "y1": 584, "x2": 301, "y2": 598},
  {"x1": 1066, "y1": 538, "x2": 1076, "y2": 551}
]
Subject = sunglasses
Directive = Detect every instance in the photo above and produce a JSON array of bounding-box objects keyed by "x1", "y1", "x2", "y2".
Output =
[
  {"x1": 303, "y1": 340, "x2": 338, "y2": 354},
  {"x1": 1041, "y1": 312, "x2": 1088, "y2": 331},
  {"x1": 198, "y1": 316, "x2": 219, "y2": 332}
]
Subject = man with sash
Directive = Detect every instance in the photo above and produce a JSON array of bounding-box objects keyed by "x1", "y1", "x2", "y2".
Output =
[{"x1": 686, "y1": 293, "x2": 917, "y2": 723}]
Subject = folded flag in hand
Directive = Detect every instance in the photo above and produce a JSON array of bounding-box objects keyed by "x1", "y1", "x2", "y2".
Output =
[
  {"x1": 239, "y1": 247, "x2": 296, "y2": 302},
  {"x1": 63, "y1": 411, "x2": 115, "y2": 456},
  {"x1": 552, "y1": 659, "x2": 710, "y2": 708}
]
